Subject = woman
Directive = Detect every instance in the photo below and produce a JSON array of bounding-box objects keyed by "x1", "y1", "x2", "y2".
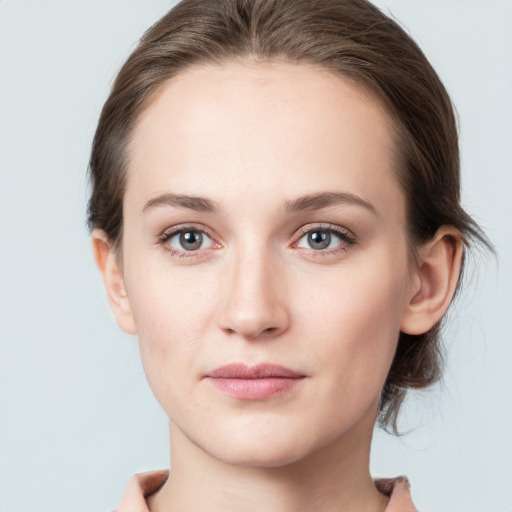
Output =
[{"x1": 87, "y1": 0, "x2": 490, "y2": 510}]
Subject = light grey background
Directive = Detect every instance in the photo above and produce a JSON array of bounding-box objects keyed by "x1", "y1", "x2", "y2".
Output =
[{"x1": 0, "y1": 1, "x2": 510, "y2": 511}]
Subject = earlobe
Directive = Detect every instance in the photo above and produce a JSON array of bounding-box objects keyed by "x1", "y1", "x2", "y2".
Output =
[
  {"x1": 401, "y1": 227, "x2": 464, "y2": 335},
  {"x1": 91, "y1": 229, "x2": 137, "y2": 335}
]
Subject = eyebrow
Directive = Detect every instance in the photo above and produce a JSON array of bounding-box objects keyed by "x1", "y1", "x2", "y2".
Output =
[
  {"x1": 284, "y1": 192, "x2": 377, "y2": 215},
  {"x1": 142, "y1": 191, "x2": 377, "y2": 216},
  {"x1": 142, "y1": 194, "x2": 221, "y2": 214}
]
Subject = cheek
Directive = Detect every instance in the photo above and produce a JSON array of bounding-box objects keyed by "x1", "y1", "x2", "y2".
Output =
[
  {"x1": 293, "y1": 252, "x2": 409, "y2": 401},
  {"x1": 122, "y1": 258, "x2": 218, "y2": 403}
]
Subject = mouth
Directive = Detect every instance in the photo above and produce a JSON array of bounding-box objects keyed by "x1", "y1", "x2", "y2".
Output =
[{"x1": 204, "y1": 363, "x2": 306, "y2": 400}]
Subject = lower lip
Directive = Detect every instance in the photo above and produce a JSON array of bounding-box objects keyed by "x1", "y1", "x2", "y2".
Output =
[{"x1": 206, "y1": 377, "x2": 304, "y2": 400}]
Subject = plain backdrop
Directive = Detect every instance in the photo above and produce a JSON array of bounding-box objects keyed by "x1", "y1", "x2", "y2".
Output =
[{"x1": 0, "y1": 1, "x2": 511, "y2": 511}]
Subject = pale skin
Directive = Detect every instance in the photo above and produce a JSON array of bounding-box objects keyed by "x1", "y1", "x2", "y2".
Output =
[{"x1": 92, "y1": 61, "x2": 463, "y2": 511}]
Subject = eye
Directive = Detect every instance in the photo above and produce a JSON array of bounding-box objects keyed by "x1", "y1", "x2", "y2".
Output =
[
  {"x1": 295, "y1": 225, "x2": 356, "y2": 253},
  {"x1": 298, "y1": 230, "x2": 335, "y2": 250},
  {"x1": 159, "y1": 226, "x2": 216, "y2": 255}
]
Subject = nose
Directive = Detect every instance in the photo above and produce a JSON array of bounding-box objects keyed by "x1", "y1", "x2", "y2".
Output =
[{"x1": 218, "y1": 247, "x2": 289, "y2": 340}]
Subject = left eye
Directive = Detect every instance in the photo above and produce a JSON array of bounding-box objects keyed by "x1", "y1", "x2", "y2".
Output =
[
  {"x1": 296, "y1": 229, "x2": 346, "y2": 251},
  {"x1": 167, "y1": 229, "x2": 214, "y2": 251}
]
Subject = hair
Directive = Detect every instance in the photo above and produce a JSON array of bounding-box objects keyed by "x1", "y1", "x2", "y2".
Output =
[{"x1": 87, "y1": 0, "x2": 491, "y2": 433}]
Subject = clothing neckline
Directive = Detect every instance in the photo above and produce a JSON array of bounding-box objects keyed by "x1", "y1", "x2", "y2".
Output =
[{"x1": 115, "y1": 470, "x2": 418, "y2": 511}]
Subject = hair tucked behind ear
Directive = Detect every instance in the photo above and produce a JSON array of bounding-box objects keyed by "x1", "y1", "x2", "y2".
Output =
[{"x1": 87, "y1": 0, "x2": 492, "y2": 433}]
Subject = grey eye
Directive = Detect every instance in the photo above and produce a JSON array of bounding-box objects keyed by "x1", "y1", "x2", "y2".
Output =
[
  {"x1": 168, "y1": 230, "x2": 213, "y2": 251},
  {"x1": 180, "y1": 231, "x2": 203, "y2": 250},
  {"x1": 307, "y1": 230, "x2": 331, "y2": 250},
  {"x1": 296, "y1": 228, "x2": 348, "y2": 251}
]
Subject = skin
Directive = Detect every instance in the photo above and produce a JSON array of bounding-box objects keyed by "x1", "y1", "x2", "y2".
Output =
[{"x1": 92, "y1": 61, "x2": 462, "y2": 511}]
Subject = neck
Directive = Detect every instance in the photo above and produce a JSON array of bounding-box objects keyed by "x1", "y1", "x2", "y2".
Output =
[{"x1": 148, "y1": 405, "x2": 388, "y2": 512}]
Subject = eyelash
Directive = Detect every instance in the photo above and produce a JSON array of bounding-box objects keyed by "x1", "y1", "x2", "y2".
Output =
[
  {"x1": 292, "y1": 224, "x2": 357, "y2": 258},
  {"x1": 157, "y1": 224, "x2": 218, "y2": 259},
  {"x1": 157, "y1": 223, "x2": 357, "y2": 259}
]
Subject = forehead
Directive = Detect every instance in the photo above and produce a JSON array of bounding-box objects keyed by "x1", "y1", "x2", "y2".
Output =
[{"x1": 125, "y1": 60, "x2": 404, "y2": 221}]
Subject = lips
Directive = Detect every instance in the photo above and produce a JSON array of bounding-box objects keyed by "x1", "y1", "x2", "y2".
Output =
[
  {"x1": 205, "y1": 363, "x2": 305, "y2": 400},
  {"x1": 207, "y1": 363, "x2": 304, "y2": 379}
]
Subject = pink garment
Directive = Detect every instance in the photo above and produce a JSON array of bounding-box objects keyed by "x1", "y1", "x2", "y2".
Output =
[{"x1": 115, "y1": 470, "x2": 418, "y2": 511}]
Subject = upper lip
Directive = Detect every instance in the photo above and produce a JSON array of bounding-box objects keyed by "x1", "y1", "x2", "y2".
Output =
[{"x1": 206, "y1": 363, "x2": 305, "y2": 379}]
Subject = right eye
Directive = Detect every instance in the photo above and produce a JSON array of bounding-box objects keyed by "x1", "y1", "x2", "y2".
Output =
[
  {"x1": 169, "y1": 230, "x2": 213, "y2": 251},
  {"x1": 158, "y1": 226, "x2": 218, "y2": 257}
]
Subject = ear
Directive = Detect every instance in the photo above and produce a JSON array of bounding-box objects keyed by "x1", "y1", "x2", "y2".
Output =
[
  {"x1": 91, "y1": 229, "x2": 137, "y2": 335},
  {"x1": 401, "y1": 226, "x2": 464, "y2": 335}
]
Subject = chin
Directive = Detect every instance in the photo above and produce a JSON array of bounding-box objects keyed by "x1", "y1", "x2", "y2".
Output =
[
  {"x1": 198, "y1": 419, "x2": 325, "y2": 469},
  {"x1": 212, "y1": 441, "x2": 312, "y2": 469}
]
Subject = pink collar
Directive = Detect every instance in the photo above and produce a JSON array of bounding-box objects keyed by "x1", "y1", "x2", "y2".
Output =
[
  {"x1": 375, "y1": 477, "x2": 418, "y2": 512},
  {"x1": 116, "y1": 470, "x2": 417, "y2": 511}
]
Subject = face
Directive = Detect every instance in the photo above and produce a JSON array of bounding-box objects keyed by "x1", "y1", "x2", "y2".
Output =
[{"x1": 118, "y1": 61, "x2": 416, "y2": 467}]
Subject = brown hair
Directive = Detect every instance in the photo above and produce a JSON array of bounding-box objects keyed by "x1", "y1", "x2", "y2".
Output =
[{"x1": 87, "y1": 0, "x2": 491, "y2": 432}]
